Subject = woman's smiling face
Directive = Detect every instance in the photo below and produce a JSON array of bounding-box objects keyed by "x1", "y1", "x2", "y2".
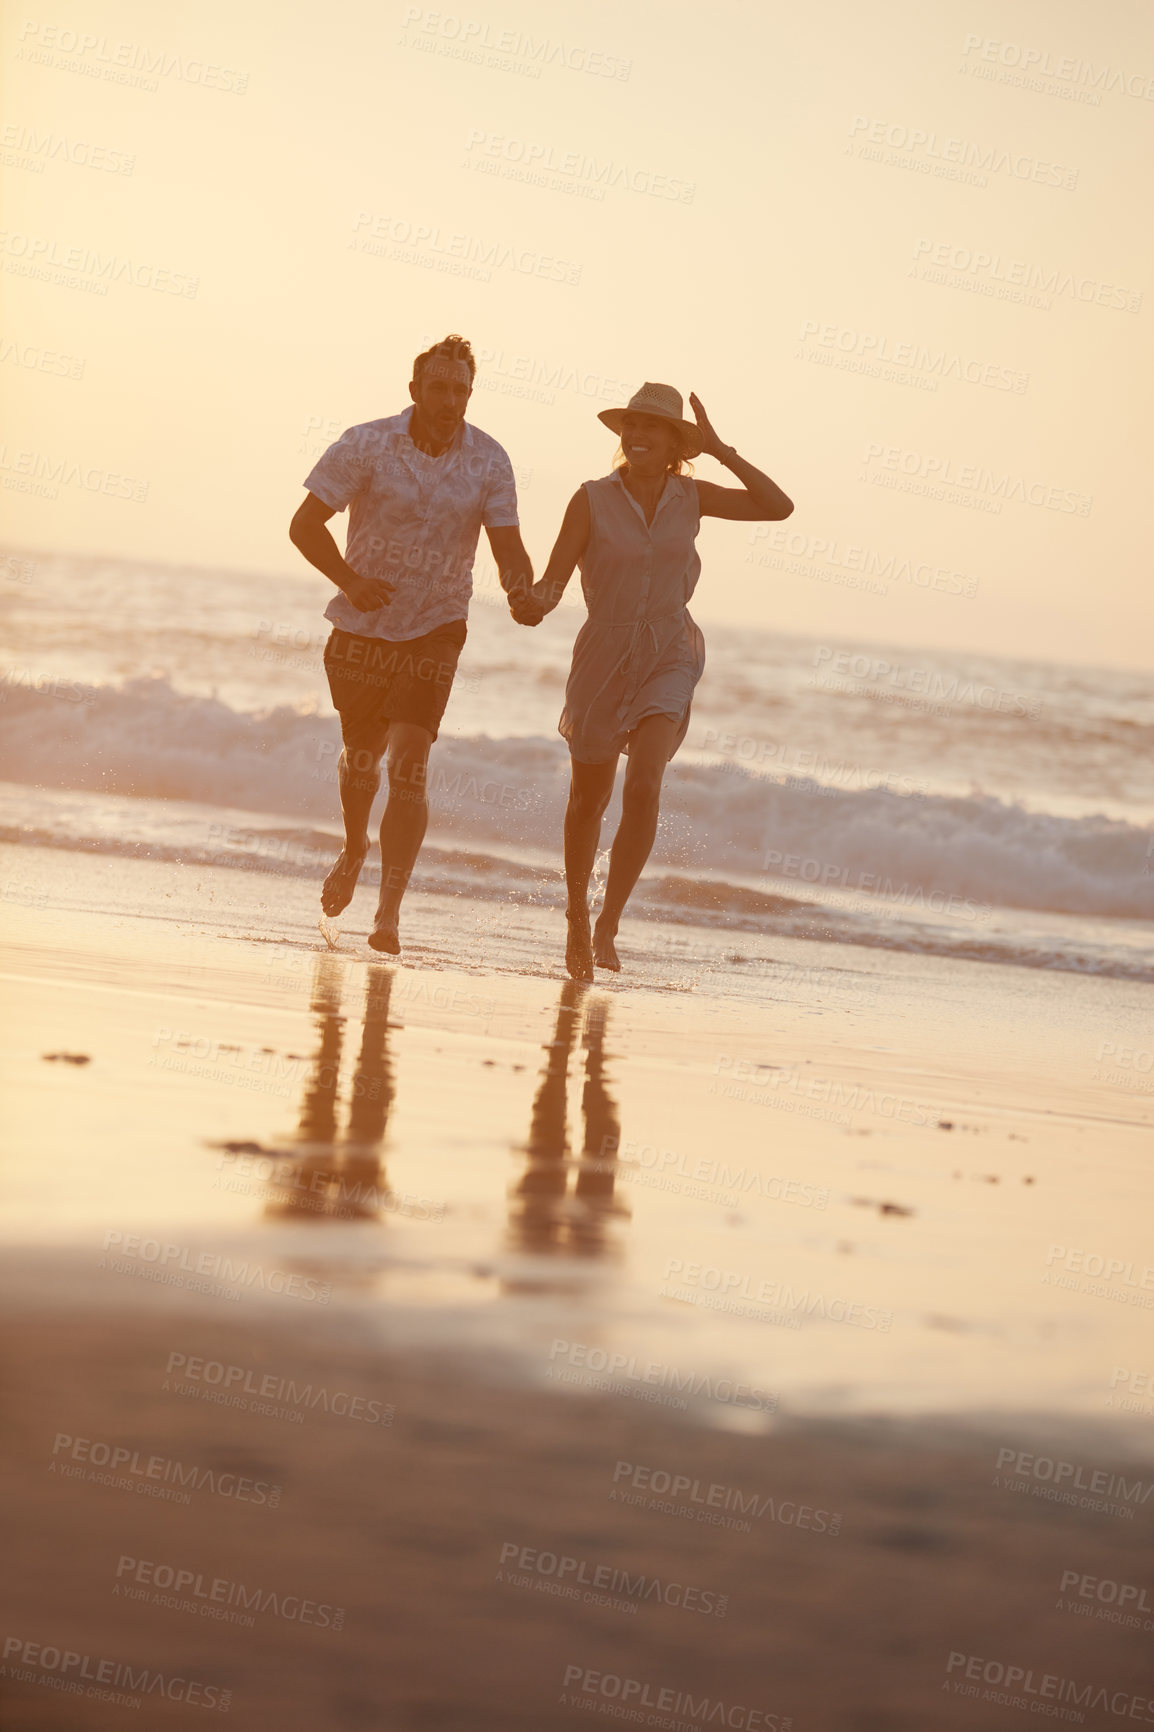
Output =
[{"x1": 619, "y1": 411, "x2": 682, "y2": 476}]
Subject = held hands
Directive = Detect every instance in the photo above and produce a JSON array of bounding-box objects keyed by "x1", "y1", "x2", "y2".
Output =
[
  {"x1": 343, "y1": 572, "x2": 395, "y2": 612},
  {"x1": 507, "y1": 582, "x2": 546, "y2": 627},
  {"x1": 688, "y1": 393, "x2": 730, "y2": 463}
]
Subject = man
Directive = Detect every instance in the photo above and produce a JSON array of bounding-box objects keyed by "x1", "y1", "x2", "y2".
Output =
[{"x1": 289, "y1": 334, "x2": 535, "y2": 953}]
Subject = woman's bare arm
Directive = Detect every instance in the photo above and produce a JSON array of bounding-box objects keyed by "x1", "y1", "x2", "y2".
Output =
[
  {"x1": 515, "y1": 488, "x2": 591, "y2": 626},
  {"x1": 688, "y1": 392, "x2": 794, "y2": 522}
]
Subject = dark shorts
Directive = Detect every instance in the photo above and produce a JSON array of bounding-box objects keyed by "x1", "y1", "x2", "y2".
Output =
[{"x1": 323, "y1": 619, "x2": 467, "y2": 755}]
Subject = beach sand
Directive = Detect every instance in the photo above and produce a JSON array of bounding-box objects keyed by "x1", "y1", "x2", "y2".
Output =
[{"x1": 2, "y1": 846, "x2": 1152, "y2": 1729}]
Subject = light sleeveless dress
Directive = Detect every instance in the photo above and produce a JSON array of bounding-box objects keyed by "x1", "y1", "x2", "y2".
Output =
[{"x1": 559, "y1": 471, "x2": 706, "y2": 764}]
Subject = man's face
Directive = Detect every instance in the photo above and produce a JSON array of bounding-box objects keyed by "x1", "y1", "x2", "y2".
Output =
[{"x1": 409, "y1": 357, "x2": 473, "y2": 441}]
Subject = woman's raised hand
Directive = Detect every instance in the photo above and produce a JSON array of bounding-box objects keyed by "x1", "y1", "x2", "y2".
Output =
[{"x1": 688, "y1": 393, "x2": 728, "y2": 460}]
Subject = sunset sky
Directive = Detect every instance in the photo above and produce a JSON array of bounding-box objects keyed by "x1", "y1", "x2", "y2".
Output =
[{"x1": 2, "y1": 0, "x2": 1151, "y2": 668}]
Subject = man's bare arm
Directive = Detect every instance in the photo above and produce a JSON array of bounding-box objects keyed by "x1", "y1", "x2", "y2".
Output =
[
  {"x1": 288, "y1": 492, "x2": 395, "y2": 613},
  {"x1": 485, "y1": 525, "x2": 538, "y2": 623}
]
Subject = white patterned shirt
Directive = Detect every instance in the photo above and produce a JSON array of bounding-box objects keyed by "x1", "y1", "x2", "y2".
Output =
[{"x1": 304, "y1": 405, "x2": 519, "y2": 641}]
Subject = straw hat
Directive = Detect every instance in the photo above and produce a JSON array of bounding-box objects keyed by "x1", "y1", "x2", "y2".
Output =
[{"x1": 597, "y1": 381, "x2": 703, "y2": 459}]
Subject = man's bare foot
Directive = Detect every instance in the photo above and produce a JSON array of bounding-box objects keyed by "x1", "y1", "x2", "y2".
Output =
[
  {"x1": 565, "y1": 907, "x2": 593, "y2": 981},
  {"x1": 592, "y1": 922, "x2": 620, "y2": 971},
  {"x1": 321, "y1": 845, "x2": 367, "y2": 916},
  {"x1": 367, "y1": 914, "x2": 400, "y2": 955}
]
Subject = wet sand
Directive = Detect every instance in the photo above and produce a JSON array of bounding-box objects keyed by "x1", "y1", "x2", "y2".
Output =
[
  {"x1": 4, "y1": 1306, "x2": 1154, "y2": 1732},
  {"x1": 1, "y1": 850, "x2": 1152, "y2": 1729}
]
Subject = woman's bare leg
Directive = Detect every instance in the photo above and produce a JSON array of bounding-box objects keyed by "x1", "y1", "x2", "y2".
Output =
[
  {"x1": 563, "y1": 757, "x2": 617, "y2": 980},
  {"x1": 593, "y1": 714, "x2": 680, "y2": 970}
]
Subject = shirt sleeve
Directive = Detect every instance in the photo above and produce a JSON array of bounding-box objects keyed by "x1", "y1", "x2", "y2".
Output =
[
  {"x1": 480, "y1": 444, "x2": 520, "y2": 530},
  {"x1": 303, "y1": 427, "x2": 370, "y2": 512}
]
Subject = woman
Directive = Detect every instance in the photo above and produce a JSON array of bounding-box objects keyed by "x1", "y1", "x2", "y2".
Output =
[{"x1": 513, "y1": 382, "x2": 794, "y2": 980}]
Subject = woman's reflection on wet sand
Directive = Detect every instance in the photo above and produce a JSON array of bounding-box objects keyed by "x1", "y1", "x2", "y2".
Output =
[
  {"x1": 264, "y1": 956, "x2": 395, "y2": 1222},
  {"x1": 507, "y1": 979, "x2": 629, "y2": 1264}
]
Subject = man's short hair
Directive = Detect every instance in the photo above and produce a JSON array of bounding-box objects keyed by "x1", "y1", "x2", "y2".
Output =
[{"x1": 413, "y1": 334, "x2": 476, "y2": 386}]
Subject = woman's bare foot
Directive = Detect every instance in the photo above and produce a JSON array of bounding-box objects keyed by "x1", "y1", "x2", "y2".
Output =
[
  {"x1": 321, "y1": 844, "x2": 368, "y2": 916},
  {"x1": 565, "y1": 907, "x2": 594, "y2": 981},
  {"x1": 367, "y1": 909, "x2": 400, "y2": 955},
  {"x1": 592, "y1": 921, "x2": 620, "y2": 971}
]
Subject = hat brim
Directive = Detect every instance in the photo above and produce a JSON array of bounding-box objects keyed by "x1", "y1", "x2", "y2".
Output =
[{"x1": 597, "y1": 406, "x2": 704, "y2": 460}]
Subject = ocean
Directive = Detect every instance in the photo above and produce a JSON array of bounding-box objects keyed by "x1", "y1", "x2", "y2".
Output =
[{"x1": 2, "y1": 545, "x2": 1152, "y2": 984}]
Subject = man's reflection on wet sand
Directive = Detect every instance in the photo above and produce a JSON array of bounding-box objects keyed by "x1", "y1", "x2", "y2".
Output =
[
  {"x1": 264, "y1": 955, "x2": 395, "y2": 1222},
  {"x1": 506, "y1": 980, "x2": 629, "y2": 1265}
]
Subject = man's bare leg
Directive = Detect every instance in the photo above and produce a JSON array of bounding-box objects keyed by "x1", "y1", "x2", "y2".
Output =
[
  {"x1": 563, "y1": 757, "x2": 616, "y2": 981},
  {"x1": 592, "y1": 714, "x2": 679, "y2": 970},
  {"x1": 369, "y1": 722, "x2": 434, "y2": 954},
  {"x1": 322, "y1": 744, "x2": 383, "y2": 916}
]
